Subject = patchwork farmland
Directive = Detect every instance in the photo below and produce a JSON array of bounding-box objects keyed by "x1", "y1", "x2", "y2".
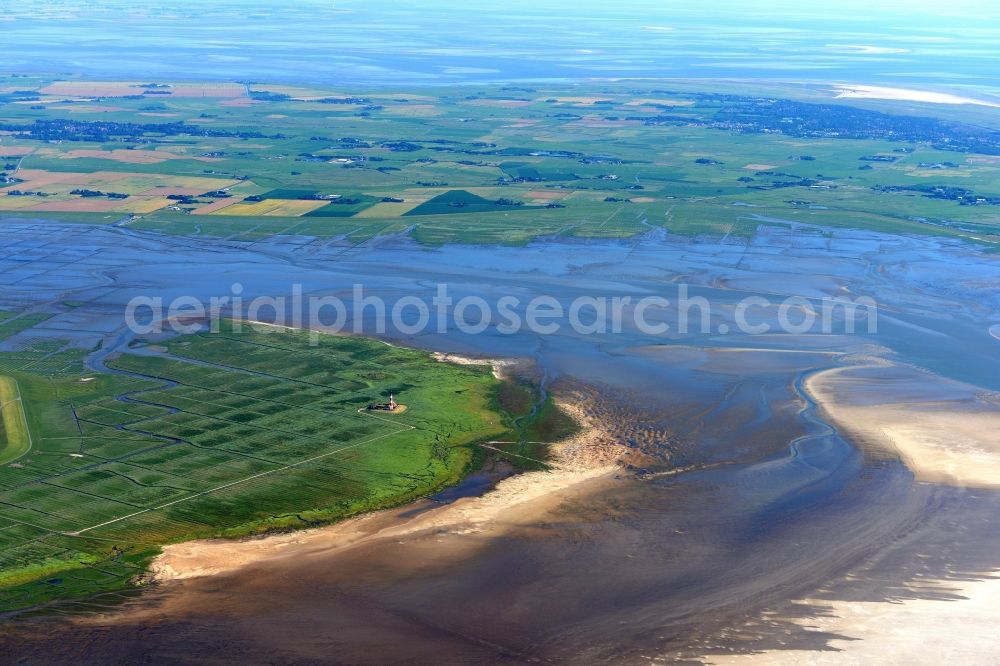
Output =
[{"x1": 3, "y1": 76, "x2": 999, "y2": 246}]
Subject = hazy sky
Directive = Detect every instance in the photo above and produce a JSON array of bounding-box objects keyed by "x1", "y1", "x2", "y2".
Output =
[{"x1": 2, "y1": 1, "x2": 998, "y2": 87}]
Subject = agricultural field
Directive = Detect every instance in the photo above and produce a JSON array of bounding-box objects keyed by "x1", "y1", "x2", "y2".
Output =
[
  {"x1": 0, "y1": 320, "x2": 515, "y2": 614},
  {"x1": 0, "y1": 376, "x2": 31, "y2": 466},
  {"x1": 3, "y1": 76, "x2": 1000, "y2": 246}
]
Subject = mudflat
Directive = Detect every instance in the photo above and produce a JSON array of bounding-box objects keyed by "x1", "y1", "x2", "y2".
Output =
[{"x1": 0, "y1": 217, "x2": 998, "y2": 661}]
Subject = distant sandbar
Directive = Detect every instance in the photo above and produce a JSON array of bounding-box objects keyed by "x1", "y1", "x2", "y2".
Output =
[
  {"x1": 832, "y1": 84, "x2": 1000, "y2": 108},
  {"x1": 807, "y1": 363, "x2": 1000, "y2": 489}
]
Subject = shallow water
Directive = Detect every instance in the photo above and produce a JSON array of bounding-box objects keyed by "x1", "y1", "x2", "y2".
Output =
[{"x1": 2, "y1": 218, "x2": 1000, "y2": 661}]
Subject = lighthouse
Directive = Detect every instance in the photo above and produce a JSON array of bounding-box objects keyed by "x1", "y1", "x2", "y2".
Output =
[{"x1": 388, "y1": 393, "x2": 397, "y2": 411}]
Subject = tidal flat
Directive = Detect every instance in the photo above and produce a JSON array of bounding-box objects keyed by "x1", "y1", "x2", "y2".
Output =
[{"x1": 1, "y1": 217, "x2": 999, "y2": 662}]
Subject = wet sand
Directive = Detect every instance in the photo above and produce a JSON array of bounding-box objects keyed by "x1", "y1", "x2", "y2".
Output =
[
  {"x1": 689, "y1": 472, "x2": 1000, "y2": 665},
  {"x1": 709, "y1": 576, "x2": 1000, "y2": 665},
  {"x1": 808, "y1": 363, "x2": 1000, "y2": 489}
]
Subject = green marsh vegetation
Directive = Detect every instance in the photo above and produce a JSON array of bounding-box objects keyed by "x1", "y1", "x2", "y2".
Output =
[{"x1": 0, "y1": 320, "x2": 569, "y2": 615}]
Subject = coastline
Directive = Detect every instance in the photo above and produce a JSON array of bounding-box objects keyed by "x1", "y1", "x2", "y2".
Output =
[{"x1": 150, "y1": 384, "x2": 627, "y2": 583}]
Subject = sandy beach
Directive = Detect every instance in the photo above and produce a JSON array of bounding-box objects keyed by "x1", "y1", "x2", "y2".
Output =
[
  {"x1": 807, "y1": 363, "x2": 1000, "y2": 489},
  {"x1": 151, "y1": 459, "x2": 621, "y2": 583}
]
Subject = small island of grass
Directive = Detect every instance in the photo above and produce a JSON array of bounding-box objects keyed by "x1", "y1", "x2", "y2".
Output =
[{"x1": 0, "y1": 320, "x2": 563, "y2": 614}]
